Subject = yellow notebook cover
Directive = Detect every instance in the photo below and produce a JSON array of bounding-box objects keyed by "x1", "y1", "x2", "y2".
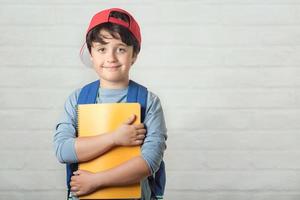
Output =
[{"x1": 77, "y1": 103, "x2": 141, "y2": 199}]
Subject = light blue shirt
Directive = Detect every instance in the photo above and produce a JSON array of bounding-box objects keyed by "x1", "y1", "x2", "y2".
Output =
[{"x1": 53, "y1": 85, "x2": 167, "y2": 199}]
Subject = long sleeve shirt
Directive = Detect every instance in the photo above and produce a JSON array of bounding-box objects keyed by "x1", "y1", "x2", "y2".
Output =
[{"x1": 53, "y1": 86, "x2": 167, "y2": 199}]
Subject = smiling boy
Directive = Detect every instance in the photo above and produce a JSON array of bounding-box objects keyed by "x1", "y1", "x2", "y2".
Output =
[
  {"x1": 54, "y1": 8, "x2": 167, "y2": 200},
  {"x1": 90, "y1": 29, "x2": 137, "y2": 88}
]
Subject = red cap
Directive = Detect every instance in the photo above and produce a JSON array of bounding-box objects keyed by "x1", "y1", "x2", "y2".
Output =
[
  {"x1": 79, "y1": 8, "x2": 141, "y2": 67},
  {"x1": 86, "y1": 8, "x2": 141, "y2": 45}
]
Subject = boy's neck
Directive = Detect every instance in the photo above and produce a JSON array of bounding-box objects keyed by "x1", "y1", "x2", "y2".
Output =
[{"x1": 99, "y1": 79, "x2": 129, "y2": 89}]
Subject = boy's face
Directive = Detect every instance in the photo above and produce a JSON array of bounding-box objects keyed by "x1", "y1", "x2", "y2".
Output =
[{"x1": 90, "y1": 29, "x2": 137, "y2": 88}]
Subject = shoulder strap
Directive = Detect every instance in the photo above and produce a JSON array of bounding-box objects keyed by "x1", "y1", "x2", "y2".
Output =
[
  {"x1": 77, "y1": 80, "x2": 100, "y2": 104},
  {"x1": 149, "y1": 161, "x2": 166, "y2": 199},
  {"x1": 127, "y1": 80, "x2": 148, "y2": 122}
]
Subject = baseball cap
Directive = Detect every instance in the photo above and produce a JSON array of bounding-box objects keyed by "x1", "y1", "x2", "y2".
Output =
[{"x1": 79, "y1": 8, "x2": 141, "y2": 67}]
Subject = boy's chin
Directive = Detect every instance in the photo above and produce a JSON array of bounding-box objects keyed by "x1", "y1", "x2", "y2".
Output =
[{"x1": 99, "y1": 76, "x2": 129, "y2": 84}]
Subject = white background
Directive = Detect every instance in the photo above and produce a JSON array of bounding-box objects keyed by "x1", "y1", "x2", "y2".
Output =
[{"x1": 1, "y1": 1, "x2": 300, "y2": 199}]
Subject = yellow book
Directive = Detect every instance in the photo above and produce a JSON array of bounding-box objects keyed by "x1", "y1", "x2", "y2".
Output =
[{"x1": 77, "y1": 103, "x2": 141, "y2": 199}]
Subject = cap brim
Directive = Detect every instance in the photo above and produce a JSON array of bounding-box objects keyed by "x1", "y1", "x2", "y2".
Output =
[{"x1": 79, "y1": 42, "x2": 93, "y2": 68}]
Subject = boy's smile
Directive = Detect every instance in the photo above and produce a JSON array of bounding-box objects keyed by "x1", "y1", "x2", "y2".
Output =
[{"x1": 90, "y1": 29, "x2": 137, "y2": 89}]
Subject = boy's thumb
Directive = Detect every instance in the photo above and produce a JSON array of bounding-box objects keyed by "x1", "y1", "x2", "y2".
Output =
[{"x1": 125, "y1": 114, "x2": 136, "y2": 125}]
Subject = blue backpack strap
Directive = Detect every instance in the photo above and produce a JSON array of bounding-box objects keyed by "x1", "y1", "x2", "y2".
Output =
[
  {"x1": 127, "y1": 80, "x2": 147, "y2": 122},
  {"x1": 149, "y1": 161, "x2": 166, "y2": 199},
  {"x1": 77, "y1": 80, "x2": 100, "y2": 104},
  {"x1": 66, "y1": 80, "x2": 100, "y2": 197}
]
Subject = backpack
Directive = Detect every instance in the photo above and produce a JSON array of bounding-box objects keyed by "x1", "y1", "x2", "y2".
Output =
[{"x1": 66, "y1": 80, "x2": 166, "y2": 199}]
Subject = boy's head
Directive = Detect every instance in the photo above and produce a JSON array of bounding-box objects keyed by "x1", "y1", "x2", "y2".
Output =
[{"x1": 80, "y1": 8, "x2": 141, "y2": 68}]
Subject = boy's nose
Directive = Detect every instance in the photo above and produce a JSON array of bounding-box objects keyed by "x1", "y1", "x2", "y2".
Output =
[{"x1": 106, "y1": 51, "x2": 117, "y2": 63}]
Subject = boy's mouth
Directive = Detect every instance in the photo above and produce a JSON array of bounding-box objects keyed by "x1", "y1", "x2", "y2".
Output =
[{"x1": 102, "y1": 65, "x2": 121, "y2": 69}]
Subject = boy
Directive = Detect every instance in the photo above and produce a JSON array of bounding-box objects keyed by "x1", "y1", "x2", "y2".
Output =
[{"x1": 53, "y1": 8, "x2": 167, "y2": 200}]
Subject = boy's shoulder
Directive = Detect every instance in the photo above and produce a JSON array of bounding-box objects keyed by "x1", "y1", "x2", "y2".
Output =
[
  {"x1": 66, "y1": 87, "x2": 159, "y2": 101},
  {"x1": 147, "y1": 90, "x2": 160, "y2": 104},
  {"x1": 64, "y1": 88, "x2": 82, "y2": 108},
  {"x1": 64, "y1": 82, "x2": 163, "y2": 109},
  {"x1": 146, "y1": 90, "x2": 163, "y2": 110},
  {"x1": 69, "y1": 87, "x2": 82, "y2": 101}
]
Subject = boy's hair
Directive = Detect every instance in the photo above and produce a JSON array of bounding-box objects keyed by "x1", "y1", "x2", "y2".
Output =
[{"x1": 86, "y1": 11, "x2": 140, "y2": 57}]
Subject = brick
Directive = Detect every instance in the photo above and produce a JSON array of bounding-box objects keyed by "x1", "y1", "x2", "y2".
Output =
[
  {"x1": 0, "y1": 89, "x2": 69, "y2": 109},
  {"x1": 144, "y1": 25, "x2": 300, "y2": 46},
  {"x1": 133, "y1": 67, "x2": 300, "y2": 88},
  {"x1": 0, "y1": 150, "x2": 63, "y2": 170},
  {"x1": 0, "y1": 109, "x2": 61, "y2": 130},
  {"x1": 0, "y1": 191, "x2": 66, "y2": 200},
  {"x1": 165, "y1": 109, "x2": 300, "y2": 130},
  {"x1": 2, "y1": 0, "x2": 300, "y2": 5},
  {"x1": 168, "y1": 131, "x2": 300, "y2": 150},
  {"x1": 156, "y1": 88, "x2": 299, "y2": 109},
  {"x1": 166, "y1": 170, "x2": 300, "y2": 190},
  {"x1": 0, "y1": 26, "x2": 84, "y2": 47},
  {"x1": 0, "y1": 4, "x2": 219, "y2": 26},
  {"x1": 220, "y1": 5, "x2": 300, "y2": 25},
  {"x1": 165, "y1": 191, "x2": 300, "y2": 200},
  {"x1": 165, "y1": 150, "x2": 300, "y2": 170},
  {"x1": 0, "y1": 67, "x2": 94, "y2": 88},
  {"x1": 0, "y1": 131, "x2": 55, "y2": 150},
  {"x1": 0, "y1": 170, "x2": 65, "y2": 190}
]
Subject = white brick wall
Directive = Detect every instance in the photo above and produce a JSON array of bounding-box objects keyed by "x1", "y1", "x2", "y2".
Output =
[{"x1": 1, "y1": 1, "x2": 300, "y2": 199}]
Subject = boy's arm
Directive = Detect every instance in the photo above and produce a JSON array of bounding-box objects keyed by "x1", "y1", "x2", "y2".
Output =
[
  {"x1": 95, "y1": 156, "x2": 151, "y2": 185},
  {"x1": 70, "y1": 156, "x2": 150, "y2": 196},
  {"x1": 70, "y1": 92, "x2": 167, "y2": 196},
  {"x1": 75, "y1": 115, "x2": 146, "y2": 162},
  {"x1": 54, "y1": 89, "x2": 146, "y2": 163},
  {"x1": 74, "y1": 134, "x2": 115, "y2": 162}
]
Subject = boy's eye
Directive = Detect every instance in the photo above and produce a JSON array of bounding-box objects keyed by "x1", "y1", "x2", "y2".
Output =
[
  {"x1": 97, "y1": 48, "x2": 105, "y2": 52},
  {"x1": 118, "y1": 48, "x2": 126, "y2": 53}
]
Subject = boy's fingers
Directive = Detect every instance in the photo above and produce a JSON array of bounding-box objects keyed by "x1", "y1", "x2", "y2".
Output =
[
  {"x1": 135, "y1": 140, "x2": 143, "y2": 145},
  {"x1": 73, "y1": 171, "x2": 80, "y2": 176},
  {"x1": 75, "y1": 191, "x2": 82, "y2": 197},
  {"x1": 137, "y1": 129, "x2": 146, "y2": 135},
  {"x1": 70, "y1": 181, "x2": 76, "y2": 186},
  {"x1": 71, "y1": 186, "x2": 78, "y2": 192},
  {"x1": 136, "y1": 134, "x2": 145, "y2": 140},
  {"x1": 134, "y1": 123, "x2": 144, "y2": 129},
  {"x1": 124, "y1": 114, "x2": 136, "y2": 125}
]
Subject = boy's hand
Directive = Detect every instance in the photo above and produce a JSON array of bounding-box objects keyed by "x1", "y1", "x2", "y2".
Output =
[
  {"x1": 70, "y1": 170, "x2": 98, "y2": 197},
  {"x1": 112, "y1": 114, "x2": 146, "y2": 146}
]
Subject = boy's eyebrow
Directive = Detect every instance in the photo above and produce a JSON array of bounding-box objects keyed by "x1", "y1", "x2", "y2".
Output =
[
  {"x1": 115, "y1": 43, "x2": 127, "y2": 47},
  {"x1": 93, "y1": 42, "x2": 127, "y2": 47}
]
